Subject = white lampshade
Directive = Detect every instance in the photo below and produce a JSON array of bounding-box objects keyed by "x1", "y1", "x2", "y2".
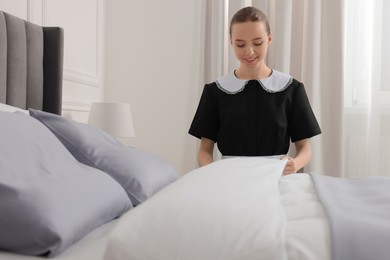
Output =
[{"x1": 88, "y1": 102, "x2": 135, "y2": 138}]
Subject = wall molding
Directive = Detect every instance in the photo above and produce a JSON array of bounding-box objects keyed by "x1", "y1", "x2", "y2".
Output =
[
  {"x1": 41, "y1": 0, "x2": 104, "y2": 90},
  {"x1": 62, "y1": 96, "x2": 91, "y2": 112},
  {"x1": 63, "y1": 68, "x2": 102, "y2": 87},
  {"x1": 27, "y1": 0, "x2": 42, "y2": 24}
]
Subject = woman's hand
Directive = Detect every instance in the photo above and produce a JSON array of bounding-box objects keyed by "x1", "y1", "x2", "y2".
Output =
[
  {"x1": 280, "y1": 139, "x2": 312, "y2": 175},
  {"x1": 281, "y1": 156, "x2": 299, "y2": 175}
]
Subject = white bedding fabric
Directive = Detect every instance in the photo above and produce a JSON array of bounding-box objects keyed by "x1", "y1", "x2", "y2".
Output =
[
  {"x1": 105, "y1": 157, "x2": 288, "y2": 260},
  {"x1": 280, "y1": 174, "x2": 331, "y2": 260},
  {"x1": 104, "y1": 157, "x2": 331, "y2": 260}
]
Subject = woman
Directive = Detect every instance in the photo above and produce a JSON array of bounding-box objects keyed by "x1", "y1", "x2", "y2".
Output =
[{"x1": 189, "y1": 6, "x2": 321, "y2": 174}]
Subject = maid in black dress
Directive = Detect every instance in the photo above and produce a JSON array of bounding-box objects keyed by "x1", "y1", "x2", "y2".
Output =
[{"x1": 189, "y1": 6, "x2": 321, "y2": 174}]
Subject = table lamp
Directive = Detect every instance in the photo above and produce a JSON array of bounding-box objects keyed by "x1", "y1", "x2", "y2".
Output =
[{"x1": 88, "y1": 102, "x2": 135, "y2": 138}]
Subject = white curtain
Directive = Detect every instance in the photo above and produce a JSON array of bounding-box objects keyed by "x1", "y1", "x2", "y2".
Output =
[
  {"x1": 343, "y1": 0, "x2": 390, "y2": 177},
  {"x1": 202, "y1": 0, "x2": 389, "y2": 177}
]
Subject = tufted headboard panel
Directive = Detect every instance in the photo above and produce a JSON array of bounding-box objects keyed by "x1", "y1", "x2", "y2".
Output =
[{"x1": 0, "y1": 10, "x2": 63, "y2": 114}]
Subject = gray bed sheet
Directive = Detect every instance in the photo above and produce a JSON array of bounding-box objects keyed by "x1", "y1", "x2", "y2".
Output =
[
  {"x1": 0, "y1": 220, "x2": 118, "y2": 260},
  {"x1": 310, "y1": 173, "x2": 390, "y2": 260}
]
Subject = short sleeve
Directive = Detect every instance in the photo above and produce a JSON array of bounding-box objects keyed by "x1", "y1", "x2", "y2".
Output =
[
  {"x1": 188, "y1": 84, "x2": 219, "y2": 142},
  {"x1": 288, "y1": 83, "x2": 321, "y2": 142}
]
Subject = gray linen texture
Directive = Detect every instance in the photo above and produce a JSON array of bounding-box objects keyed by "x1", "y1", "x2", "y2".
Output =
[
  {"x1": 0, "y1": 112, "x2": 132, "y2": 257},
  {"x1": 29, "y1": 109, "x2": 178, "y2": 207}
]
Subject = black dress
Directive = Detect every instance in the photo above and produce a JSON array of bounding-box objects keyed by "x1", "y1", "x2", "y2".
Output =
[{"x1": 188, "y1": 70, "x2": 321, "y2": 156}]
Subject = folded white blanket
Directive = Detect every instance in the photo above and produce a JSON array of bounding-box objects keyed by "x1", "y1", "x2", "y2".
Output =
[{"x1": 104, "y1": 157, "x2": 288, "y2": 260}]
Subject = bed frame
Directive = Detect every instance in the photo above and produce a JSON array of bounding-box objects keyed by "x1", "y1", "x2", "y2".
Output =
[{"x1": 0, "y1": 10, "x2": 63, "y2": 114}]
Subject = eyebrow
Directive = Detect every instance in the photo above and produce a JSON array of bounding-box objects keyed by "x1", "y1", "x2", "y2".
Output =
[{"x1": 234, "y1": 37, "x2": 263, "y2": 42}]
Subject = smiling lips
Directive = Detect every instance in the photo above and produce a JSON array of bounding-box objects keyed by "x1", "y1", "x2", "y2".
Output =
[{"x1": 244, "y1": 57, "x2": 257, "y2": 63}]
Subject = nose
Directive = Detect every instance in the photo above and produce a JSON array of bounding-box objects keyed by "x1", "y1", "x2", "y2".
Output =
[{"x1": 244, "y1": 46, "x2": 254, "y2": 55}]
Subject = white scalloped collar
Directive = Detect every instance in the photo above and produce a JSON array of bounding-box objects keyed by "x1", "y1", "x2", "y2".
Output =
[{"x1": 216, "y1": 69, "x2": 293, "y2": 94}]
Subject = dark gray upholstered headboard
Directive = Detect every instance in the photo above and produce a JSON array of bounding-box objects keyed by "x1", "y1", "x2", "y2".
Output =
[{"x1": 0, "y1": 10, "x2": 63, "y2": 115}]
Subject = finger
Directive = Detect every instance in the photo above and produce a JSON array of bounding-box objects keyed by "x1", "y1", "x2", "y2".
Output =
[{"x1": 283, "y1": 165, "x2": 292, "y2": 173}]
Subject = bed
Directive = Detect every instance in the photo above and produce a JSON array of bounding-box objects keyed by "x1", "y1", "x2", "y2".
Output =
[{"x1": 2, "y1": 9, "x2": 390, "y2": 260}]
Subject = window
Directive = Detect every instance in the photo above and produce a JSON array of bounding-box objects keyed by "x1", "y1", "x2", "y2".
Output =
[{"x1": 344, "y1": 0, "x2": 390, "y2": 108}]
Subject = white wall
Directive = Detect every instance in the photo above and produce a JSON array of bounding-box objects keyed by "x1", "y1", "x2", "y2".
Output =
[
  {"x1": 105, "y1": 0, "x2": 204, "y2": 175},
  {"x1": 1, "y1": 0, "x2": 203, "y2": 175}
]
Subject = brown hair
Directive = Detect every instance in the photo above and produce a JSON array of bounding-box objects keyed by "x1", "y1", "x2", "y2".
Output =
[{"x1": 229, "y1": 6, "x2": 271, "y2": 37}]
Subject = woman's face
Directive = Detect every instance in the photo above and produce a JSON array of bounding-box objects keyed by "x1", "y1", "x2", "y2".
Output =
[{"x1": 230, "y1": 21, "x2": 272, "y2": 70}]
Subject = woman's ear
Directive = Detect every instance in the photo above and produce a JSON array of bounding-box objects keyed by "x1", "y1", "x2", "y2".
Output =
[{"x1": 268, "y1": 33, "x2": 272, "y2": 45}]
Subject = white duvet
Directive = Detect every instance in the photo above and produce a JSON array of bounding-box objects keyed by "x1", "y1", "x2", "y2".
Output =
[
  {"x1": 280, "y1": 174, "x2": 330, "y2": 260},
  {"x1": 104, "y1": 157, "x2": 330, "y2": 260}
]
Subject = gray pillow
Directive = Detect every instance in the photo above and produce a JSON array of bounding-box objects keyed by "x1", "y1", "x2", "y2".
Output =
[
  {"x1": 29, "y1": 109, "x2": 178, "y2": 206},
  {"x1": 0, "y1": 111, "x2": 132, "y2": 257}
]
